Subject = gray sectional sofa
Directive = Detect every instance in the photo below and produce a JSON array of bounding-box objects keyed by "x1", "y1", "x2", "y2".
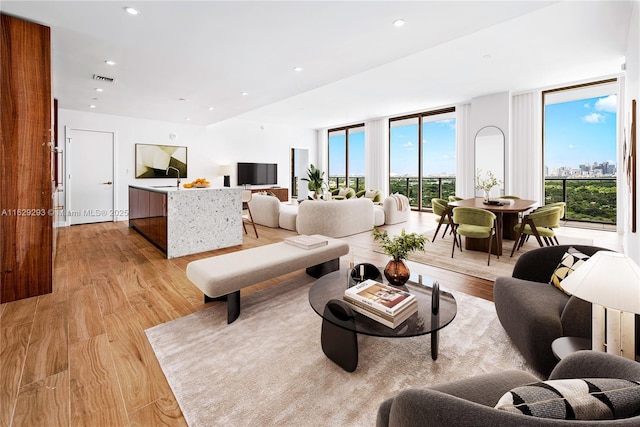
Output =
[
  {"x1": 377, "y1": 350, "x2": 640, "y2": 426},
  {"x1": 493, "y1": 245, "x2": 612, "y2": 377}
]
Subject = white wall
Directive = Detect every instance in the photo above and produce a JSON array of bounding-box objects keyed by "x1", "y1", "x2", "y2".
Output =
[
  {"x1": 623, "y1": 1, "x2": 640, "y2": 262},
  {"x1": 463, "y1": 92, "x2": 511, "y2": 197},
  {"x1": 57, "y1": 110, "x2": 316, "y2": 224},
  {"x1": 204, "y1": 118, "x2": 317, "y2": 189}
]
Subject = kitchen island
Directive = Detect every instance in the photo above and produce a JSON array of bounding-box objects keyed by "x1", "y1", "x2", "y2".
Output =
[{"x1": 129, "y1": 185, "x2": 242, "y2": 258}]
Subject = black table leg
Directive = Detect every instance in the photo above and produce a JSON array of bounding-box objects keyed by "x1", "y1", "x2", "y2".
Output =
[{"x1": 431, "y1": 330, "x2": 439, "y2": 360}]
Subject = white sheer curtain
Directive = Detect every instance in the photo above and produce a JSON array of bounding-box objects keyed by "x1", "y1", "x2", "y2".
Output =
[
  {"x1": 365, "y1": 118, "x2": 389, "y2": 195},
  {"x1": 455, "y1": 103, "x2": 472, "y2": 197},
  {"x1": 316, "y1": 128, "x2": 328, "y2": 174},
  {"x1": 511, "y1": 92, "x2": 542, "y2": 202}
]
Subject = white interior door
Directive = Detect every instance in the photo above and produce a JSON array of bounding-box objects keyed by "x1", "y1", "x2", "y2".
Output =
[{"x1": 68, "y1": 128, "x2": 115, "y2": 225}]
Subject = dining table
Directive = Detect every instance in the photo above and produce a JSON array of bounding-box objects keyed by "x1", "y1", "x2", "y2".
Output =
[{"x1": 448, "y1": 197, "x2": 538, "y2": 256}]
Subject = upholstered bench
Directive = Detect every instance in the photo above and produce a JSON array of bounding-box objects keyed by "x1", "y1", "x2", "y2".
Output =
[{"x1": 186, "y1": 235, "x2": 349, "y2": 323}]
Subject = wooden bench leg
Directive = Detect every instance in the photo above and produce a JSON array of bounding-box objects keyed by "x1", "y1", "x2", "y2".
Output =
[
  {"x1": 306, "y1": 258, "x2": 340, "y2": 278},
  {"x1": 227, "y1": 290, "x2": 240, "y2": 324},
  {"x1": 203, "y1": 291, "x2": 241, "y2": 324},
  {"x1": 204, "y1": 294, "x2": 227, "y2": 303}
]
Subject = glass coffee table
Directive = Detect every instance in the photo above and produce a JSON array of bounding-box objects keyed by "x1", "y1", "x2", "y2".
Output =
[{"x1": 308, "y1": 267, "x2": 457, "y2": 371}]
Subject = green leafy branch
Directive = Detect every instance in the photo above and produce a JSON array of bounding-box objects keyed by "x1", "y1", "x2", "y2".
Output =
[{"x1": 372, "y1": 227, "x2": 428, "y2": 261}]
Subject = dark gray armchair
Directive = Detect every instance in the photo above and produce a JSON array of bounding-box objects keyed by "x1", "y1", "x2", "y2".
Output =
[
  {"x1": 376, "y1": 351, "x2": 640, "y2": 426},
  {"x1": 494, "y1": 245, "x2": 611, "y2": 377}
]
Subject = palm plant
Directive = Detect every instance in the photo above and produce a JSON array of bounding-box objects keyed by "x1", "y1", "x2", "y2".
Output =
[{"x1": 301, "y1": 164, "x2": 326, "y2": 199}]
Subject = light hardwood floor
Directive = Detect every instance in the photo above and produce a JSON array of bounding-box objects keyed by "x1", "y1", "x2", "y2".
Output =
[{"x1": 0, "y1": 211, "x2": 621, "y2": 427}]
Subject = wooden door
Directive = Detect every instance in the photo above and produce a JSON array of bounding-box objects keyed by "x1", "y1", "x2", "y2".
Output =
[
  {"x1": 0, "y1": 14, "x2": 53, "y2": 302},
  {"x1": 67, "y1": 128, "x2": 115, "y2": 225}
]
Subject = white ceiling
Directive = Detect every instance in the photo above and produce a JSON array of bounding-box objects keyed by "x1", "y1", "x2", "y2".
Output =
[{"x1": 0, "y1": 1, "x2": 634, "y2": 130}]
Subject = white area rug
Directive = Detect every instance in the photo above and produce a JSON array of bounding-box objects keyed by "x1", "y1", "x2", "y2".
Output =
[{"x1": 146, "y1": 275, "x2": 536, "y2": 426}]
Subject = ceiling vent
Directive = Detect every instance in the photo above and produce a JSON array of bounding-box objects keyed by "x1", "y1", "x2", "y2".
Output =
[{"x1": 92, "y1": 74, "x2": 116, "y2": 83}]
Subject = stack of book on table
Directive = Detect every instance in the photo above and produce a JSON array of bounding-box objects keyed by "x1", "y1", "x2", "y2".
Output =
[{"x1": 343, "y1": 279, "x2": 418, "y2": 328}]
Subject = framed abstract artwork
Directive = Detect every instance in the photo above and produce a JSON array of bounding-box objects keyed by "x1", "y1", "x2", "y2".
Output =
[
  {"x1": 623, "y1": 99, "x2": 636, "y2": 233},
  {"x1": 135, "y1": 143, "x2": 187, "y2": 178}
]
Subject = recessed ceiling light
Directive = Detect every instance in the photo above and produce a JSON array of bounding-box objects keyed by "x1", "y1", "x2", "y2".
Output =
[
  {"x1": 95, "y1": 88, "x2": 104, "y2": 92},
  {"x1": 89, "y1": 105, "x2": 96, "y2": 109},
  {"x1": 208, "y1": 107, "x2": 214, "y2": 111},
  {"x1": 124, "y1": 7, "x2": 139, "y2": 15},
  {"x1": 293, "y1": 66, "x2": 302, "y2": 72},
  {"x1": 393, "y1": 19, "x2": 405, "y2": 27},
  {"x1": 185, "y1": 117, "x2": 191, "y2": 121},
  {"x1": 105, "y1": 60, "x2": 116, "y2": 66},
  {"x1": 241, "y1": 91, "x2": 248, "y2": 96}
]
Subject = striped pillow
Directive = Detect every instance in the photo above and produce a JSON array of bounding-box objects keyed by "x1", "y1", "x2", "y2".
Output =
[{"x1": 495, "y1": 378, "x2": 640, "y2": 420}]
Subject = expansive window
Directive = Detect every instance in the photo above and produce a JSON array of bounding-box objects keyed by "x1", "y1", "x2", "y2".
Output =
[
  {"x1": 328, "y1": 125, "x2": 365, "y2": 191},
  {"x1": 543, "y1": 80, "x2": 617, "y2": 225},
  {"x1": 389, "y1": 108, "x2": 456, "y2": 210}
]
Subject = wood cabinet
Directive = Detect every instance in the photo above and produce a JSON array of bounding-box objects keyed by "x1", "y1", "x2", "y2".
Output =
[
  {"x1": 0, "y1": 14, "x2": 53, "y2": 303},
  {"x1": 251, "y1": 187, "x2": 289, "y2": 202},
  {"x1": 128, "y1": 187, "x2": 167, "y2": 252}
]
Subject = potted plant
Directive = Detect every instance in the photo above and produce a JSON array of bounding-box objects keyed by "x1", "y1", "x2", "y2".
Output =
[
  {"x1": 372, "y1": 227, "x2": 428, "y2": 286},
  {"x1": 475, "y1": 168, "x2": 502, "y2": 203},
  {"x1": 301, "y1": 164, "x2": 326, "y2": 199}
]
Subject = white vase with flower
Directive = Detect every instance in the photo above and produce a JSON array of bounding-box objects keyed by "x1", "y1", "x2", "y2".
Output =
[{"x1": 475, "y1": 169, "x2": 502, "y2": 203}]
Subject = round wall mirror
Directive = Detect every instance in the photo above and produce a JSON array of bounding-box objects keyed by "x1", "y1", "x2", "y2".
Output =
[{"x1": 474, "y1": 126, "x2": 505, "y2": 198}]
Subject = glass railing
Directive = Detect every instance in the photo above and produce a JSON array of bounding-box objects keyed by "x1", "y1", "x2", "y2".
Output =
[
  {"x1": 389, "y1": 176, "x2": 457, "y2": 210},
  {"x1": 328, "y1": 176, "x2": 366, "y2": 193},
  {"x1": 544, "y1": 177, "x2": 616, "y2": 224},
  {"x1": 306, "y1": 175, "x2": 616, "y2": 224}
]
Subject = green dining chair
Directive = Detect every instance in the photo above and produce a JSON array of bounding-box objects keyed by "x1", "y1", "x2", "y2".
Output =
[
  {"x1": 531, "y1": 202, "x2": 566, "y2": 244},
  {"x1": 448, "y1": 196, "x2": 463, "y2": 202},
  {"x1": 431, "y1": 198, "x2": 454, "y2": 241},
  {"x1": 510, "y1": 206, "x2": 563, "y2": 257},
  {"x1": 451, "y1": 207, "x2": 497, "y2": 266}
]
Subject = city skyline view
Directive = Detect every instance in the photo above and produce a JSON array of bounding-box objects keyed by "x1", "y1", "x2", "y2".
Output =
[{"x1": 544, "y1": 94, "x2": 617, "y2": 177}]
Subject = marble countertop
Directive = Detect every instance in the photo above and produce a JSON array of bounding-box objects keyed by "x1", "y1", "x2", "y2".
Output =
[{"x1": 129, "y1": 184, "x2": 238, "y2": 194}]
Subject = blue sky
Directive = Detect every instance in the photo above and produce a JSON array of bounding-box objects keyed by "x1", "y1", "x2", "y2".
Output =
[
  {"x1": 544, "y1": 95, "x2": 617, "y2": 170},
  {"x1": 389, "y1": 119, "x2": 457, "y2": 176}
]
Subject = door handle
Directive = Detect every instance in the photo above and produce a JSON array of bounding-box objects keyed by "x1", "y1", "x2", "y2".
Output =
[{"x1": 103, "y1": 181, "x2": 113, "y2": 185}]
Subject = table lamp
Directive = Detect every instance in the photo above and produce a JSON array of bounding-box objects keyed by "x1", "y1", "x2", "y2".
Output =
[
  {"x1": 560, "y1": 251, "x2": 640, "y2": 360},
  {"x1": 219, "y1": 164, "x2": 232, "y2": 187}
]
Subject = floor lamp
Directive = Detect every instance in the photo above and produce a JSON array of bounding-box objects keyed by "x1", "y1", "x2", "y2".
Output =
[{"x1": 560, "y1": 251, "x2": 640, "y2": 360}]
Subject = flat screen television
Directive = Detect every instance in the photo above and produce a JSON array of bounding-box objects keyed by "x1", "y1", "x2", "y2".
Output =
[{"x1": 237, "y1": 162, "x2": 278, "y2": 186}]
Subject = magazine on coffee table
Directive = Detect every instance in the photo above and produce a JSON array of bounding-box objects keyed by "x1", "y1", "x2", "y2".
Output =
[{"x1": 344, "y1": 279, "x2": 415, "y2": 316}]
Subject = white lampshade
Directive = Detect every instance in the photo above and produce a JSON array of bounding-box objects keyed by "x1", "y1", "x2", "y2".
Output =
[
  {"x1": 560, "y1": 251, "x2": 640, "y2": 314},
  {"x1": 219, "y1": 164, "x2": 232, "y2": 176}
]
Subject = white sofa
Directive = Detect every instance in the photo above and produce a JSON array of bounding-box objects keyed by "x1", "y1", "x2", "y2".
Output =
[
  {"x1": 296, "y1": 198, "x2": 375, "y2": 238},
  {"x1": 383, "y1": 194, "x2": 411, "y2": 225},
  {"x1": 248, "y1": 193, "x2": 407, "y2": 235},
  {"x1": 248, "y1": 194, "x2": 298, "y2": 231}
]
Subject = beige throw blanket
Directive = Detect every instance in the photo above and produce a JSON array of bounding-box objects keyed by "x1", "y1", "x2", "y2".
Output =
[{"x1": 391, "y1": 193, "x2": 409, "y2": 211}]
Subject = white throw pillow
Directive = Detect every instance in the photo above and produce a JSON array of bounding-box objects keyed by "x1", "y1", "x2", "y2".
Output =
[
  {"x1": 338, "y1": 188, "x2": 350, "y2": 197},
  {"x1": 365, "y1": 189, "x2": 377, "y2": 199}
]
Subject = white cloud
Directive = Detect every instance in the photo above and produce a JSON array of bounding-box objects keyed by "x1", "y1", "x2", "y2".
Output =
[
  {"x1": 595, "y1": 94, "x2": 617, "y2": 113},
  {"x1": 568, "y1": 144, "x2": 575, "y2": 149},
  {"x1": 583, "y1": 113, "x2": 605, "y2": 123},
  {"x1": 402, "y1": 141, "x2": 414, "y2": 150},
  {"x1": 583, "y1": 103, "x2": 590, "y2": 108}
]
